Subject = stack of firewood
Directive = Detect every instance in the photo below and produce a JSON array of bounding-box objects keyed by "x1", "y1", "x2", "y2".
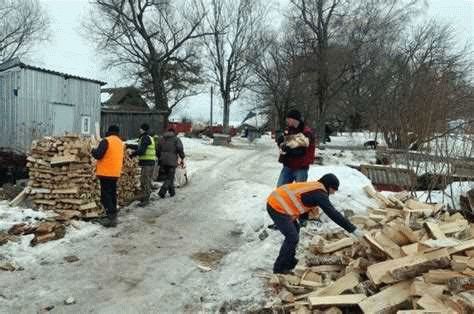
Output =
[
  {"x1": 266, "y1": 186, "x2": 474, "y2": 313},
  {"x1": 26, "y1": 135, "x2": 102, "y2": 219},
  {"x1": 26, "y1": 135, "x2": 140, "y2": 220},
  {"x1": 117, "y1": 151, "x2": 140, "y2": 206}
]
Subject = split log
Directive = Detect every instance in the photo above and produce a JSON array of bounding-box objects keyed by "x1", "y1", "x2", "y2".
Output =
[
  {"x1": 359, "y1": 281, "x2": 412, "y2": 314},
  {"x1": 447, "y1": 277, "x2": 474, "y2": 293},
  {"x1": 308, "y1": 294, "x2": 366, "y2": 308},
  {"x1": 307, "y1": 255, "x2": 350, "y2": 266}
]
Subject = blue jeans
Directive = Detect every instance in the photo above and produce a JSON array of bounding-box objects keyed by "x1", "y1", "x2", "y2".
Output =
[
  {"x1": 277, "y1": 166, "x2": 308, "y2": 187},
  {"x1": 267, "y1": 205, "x2": 300, "y2": 273}
]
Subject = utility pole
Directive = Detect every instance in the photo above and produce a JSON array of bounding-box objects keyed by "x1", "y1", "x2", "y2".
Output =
[{"x1": 210, "y1": 86, "x2": 214, "y2": 132}]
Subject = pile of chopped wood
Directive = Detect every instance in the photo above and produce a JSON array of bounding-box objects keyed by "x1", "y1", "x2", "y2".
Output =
[
  {"x1": 26, "y1": 135, "x2": 102, "y2": 219},
  {"x1": 8, "y1": 221, "x2": 66, "y2": 246},
  {"x1": 117, "y1": 151, "x2": 140, "y2": 206},
  {"x1": 266, "y1": 185, "x2": 474, "y2": 313},
  {"x1": 25, "y1": 134, "x2": 140, "y2": 220}
]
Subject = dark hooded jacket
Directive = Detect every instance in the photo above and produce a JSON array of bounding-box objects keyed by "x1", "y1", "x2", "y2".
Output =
[{"x1": 157, "y1": 131, "x2": 185, "y2": 167}]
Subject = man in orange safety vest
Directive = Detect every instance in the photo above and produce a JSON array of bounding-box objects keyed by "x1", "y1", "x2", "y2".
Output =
[
  {"x1": 267, "y1": 173, "x2": 363, "y2": 274},
  {"x1": 91, "y1": 125, "x2": 124, "y2": 227}
]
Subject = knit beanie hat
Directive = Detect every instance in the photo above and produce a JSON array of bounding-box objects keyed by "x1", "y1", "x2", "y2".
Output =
[
  {"x1": 286, "y1": 109, "x2": 302, "y2": 121},
  {"x1": 108, "y1": 125, "x2": 120, "y2": 134},
  {"x1": 140, "y1": 123, "x2": 150, "y2": 131},
  {"x1": 319, "y1": 173, "x2": 340, "y2": 191}
]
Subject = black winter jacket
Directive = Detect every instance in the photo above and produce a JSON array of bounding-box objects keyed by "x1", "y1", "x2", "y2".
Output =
[{"x1": 157, "y1": 132, "x2": 185, "y2": 167}]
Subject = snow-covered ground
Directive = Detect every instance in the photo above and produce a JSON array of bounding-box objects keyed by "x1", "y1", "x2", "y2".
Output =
[{"x1": 0, "y1": 134, "x2": 470, "y2": 313}]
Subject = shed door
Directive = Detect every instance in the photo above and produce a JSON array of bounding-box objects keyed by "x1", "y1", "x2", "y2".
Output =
[{"x1": 52, "y1": 104, "x2": 74, "y2": 136}]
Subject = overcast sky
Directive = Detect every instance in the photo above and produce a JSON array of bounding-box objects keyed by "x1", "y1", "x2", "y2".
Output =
[{"x1": 33, "y1": 0, "x2": 474, "y2": 123}]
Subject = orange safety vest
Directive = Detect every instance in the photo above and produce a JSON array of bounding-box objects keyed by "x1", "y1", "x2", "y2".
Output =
[
  {"x1": 96, "y1": 135, "x2": 124, "y2": 178},
  {"x1": 267, "y1": 181, "x2": 326, "y2": 218}
]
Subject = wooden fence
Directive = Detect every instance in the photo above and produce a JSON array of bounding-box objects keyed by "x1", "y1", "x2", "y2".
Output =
[{"x1": 101, "y1": 110, "x2": 166, "y2": 140}]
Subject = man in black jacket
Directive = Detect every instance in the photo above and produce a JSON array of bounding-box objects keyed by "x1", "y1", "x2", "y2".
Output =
[
  {"x1": 127, "y1": 123, "x2": 156, "y2": 206},
  {"x1": 157, "y1": 127, "x2": 185, "y2": 198}
]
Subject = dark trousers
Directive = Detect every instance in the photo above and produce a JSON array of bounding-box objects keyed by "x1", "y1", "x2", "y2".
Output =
[
  {"x1": 267, "y1": 204, "x2": 300, "y2": 273},
  {"x1": 159, "y1": 166, "x2": 176, "y2": 196},
  {"x1": 100, "y1": 178, "x2": 118, "y2": 218}
]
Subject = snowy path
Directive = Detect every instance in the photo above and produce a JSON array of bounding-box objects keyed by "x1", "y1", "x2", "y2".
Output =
[
  {"x1": 0, "y1": 135, "x2": 385, "y2": 313},
  {"x1": 0, "y1": 139, "x2": 279, "y2": 313}
]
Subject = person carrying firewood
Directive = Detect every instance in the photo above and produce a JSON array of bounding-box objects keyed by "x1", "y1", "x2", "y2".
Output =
[
  {"x1": 266, "y1": 173, "x2": 364, "y2": 274},
  {"x1": 91, "y1": 125, "x2": 124, "y2": 228}
]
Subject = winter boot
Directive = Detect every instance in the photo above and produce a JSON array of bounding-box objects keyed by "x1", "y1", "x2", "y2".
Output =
[
  {"x1": 98, "y1": 215, "x2": 118, "y2": 228},
  {"x1": 138, "y1": 199, "x2": 150, "y2": 207}
]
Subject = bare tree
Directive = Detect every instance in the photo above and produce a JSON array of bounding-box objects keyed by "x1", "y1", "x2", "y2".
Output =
[
  {"x1": 200, "y1": 0, "x2": 267, "y2": 133},
  {"x1": 85, "y1": 0, "x2": 210, "y2": 128},
  {"x1": 248, "y1": 30, "x2": 296, "y2": 130},
  {"x1": 375, "y1": 21, "x2": 473, "y2": 149},
  {"x1": 288, "y1": 0, "x2": 422, "y2": 142},
  {"x1": 0, "y1": 0, "x2": 49, "y2": 63}
]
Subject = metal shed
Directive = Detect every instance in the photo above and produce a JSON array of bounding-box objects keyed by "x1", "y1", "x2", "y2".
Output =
[{"x1": 0, "y1": 58, "x2": 106, "y2": 152}]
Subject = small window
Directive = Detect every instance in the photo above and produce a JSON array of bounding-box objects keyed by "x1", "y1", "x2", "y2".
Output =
[{"x1": 81, "y1": 116, "x2": 91, "y2": 134}]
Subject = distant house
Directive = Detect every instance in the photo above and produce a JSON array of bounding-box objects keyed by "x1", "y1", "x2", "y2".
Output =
[
  {"x1": 100, "y1": 86, "x2": 167, "y2": 139},
  {"x1": 0, "y1": 58, "x2": 105, "y2": 151},
  {"x1": 237, "y1": 114, "x2": 268, "y2": 140}
]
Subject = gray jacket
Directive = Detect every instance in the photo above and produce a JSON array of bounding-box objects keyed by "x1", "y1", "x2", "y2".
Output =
[{"x1": 157, "y1": 131, "x2": 185, "y2": 167}]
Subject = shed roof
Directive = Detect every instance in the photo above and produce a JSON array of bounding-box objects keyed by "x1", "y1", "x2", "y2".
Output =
[
  {"x1": 0, "y1": 58, "x2": 107, "y2": 85},
  {"x1": 101, "y1": 86, "x2": 151, "y2": 112}
]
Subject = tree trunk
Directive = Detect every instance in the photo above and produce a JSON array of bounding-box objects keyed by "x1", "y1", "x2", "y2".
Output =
[
  {"x1": 223, "y1": 95, "x2": 230, "y2": 134},
  {"x1": 151, "y1": 62, "x2": 169, "y2": 131}
]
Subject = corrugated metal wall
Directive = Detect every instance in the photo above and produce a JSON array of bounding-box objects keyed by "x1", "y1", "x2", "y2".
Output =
[
  {"x1": 101, "y1": 111, "x2": 164, "y2": 139},
  {"x1": 0, "y1": 70, "x2": 19, "y2": 149},
  {"x1": 0, "y1": 67, "x2": 101, "y2": 151}
]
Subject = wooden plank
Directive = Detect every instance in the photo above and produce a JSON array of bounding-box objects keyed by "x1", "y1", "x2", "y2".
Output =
[
  {"x1": 312, "y1": 272, "x2": 360, "y2": 297},
  {"x1": 417, "y1": 293, "x2": 452, "y2": 312},
  {"x1": 406, "y1": 199, "x2": 434, "y2": 211},
  {"x1": 60, "y1": 199, "x2": 85, "y2": 205},
  {"x1": 359, "y1": 281, "x2": 412, "y2": 314},
  {"x1": 364, "y1": 233, "x2": 392, "y2": 258},
  {"x1": 390, "y1": 249, "x2": 451, "y2": 281},
  {"x1": 50, "y1": 155, "x2": 78, "y2": 165},
  {"x1": 382, "y1": 226, "x2": 411, "y2": 246},
  {"x1": 374, "y1": 232, "x2": 403, "y2": 258},
  {"x1": 392, "y1": 224, "x2": 419, "y2": 243},
  {"x1": 307, "y1": 255, "x2": 349, "y2": 266},
  {"x1": 79, "y1": 202, "x2": 97, "y2": 211},
  {"x1": 363, "y1": 185, "x2": 395, "y2": 207},
  {"x1": 439, "y1": 220, "x2": 468, "y2": 234},
  {"x1": 299, "y1": 279, "x2": 325, "y2": 288},
  {"x1": 309, "y1": 294, "x2": 366, "y2": 307},
  {"x1": 28, "y1": 188, "x2": 51, "y2": 194},
  {"x1": 423, "y1": 270, "x2": 466, "y2": 284},
  {"x1": 410, "y1": 280, "x2": 446, "y2": 298},
  {"x1": 8, "y1": 188, "x2": 28, "y2": 207},
  {"x1": 319, "y1": 238, "x2": 354, "y2": 254},
  {"x1": 310, "y1": 265, "x2": 345, "y2": 273},
  {"x1": 448, "y1": 239, "x2": 474, "y2": 255},
  {"x1": 424, "y1": 222, "x2": 447, "y2": 240},
  {"x1": 401, "y1": 243, "x2": 427, "y2": 256},
  {"x1": 52, "y1": 188, "x2": 79, "y2": 194},
  {"x1": 367, "y1": 249, "x2": 450, "y2": 285}
]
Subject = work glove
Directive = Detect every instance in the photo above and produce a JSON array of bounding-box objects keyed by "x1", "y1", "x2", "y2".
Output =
[{"x1": 350, "y1": 229, "x2": 365, "y2": 240}]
